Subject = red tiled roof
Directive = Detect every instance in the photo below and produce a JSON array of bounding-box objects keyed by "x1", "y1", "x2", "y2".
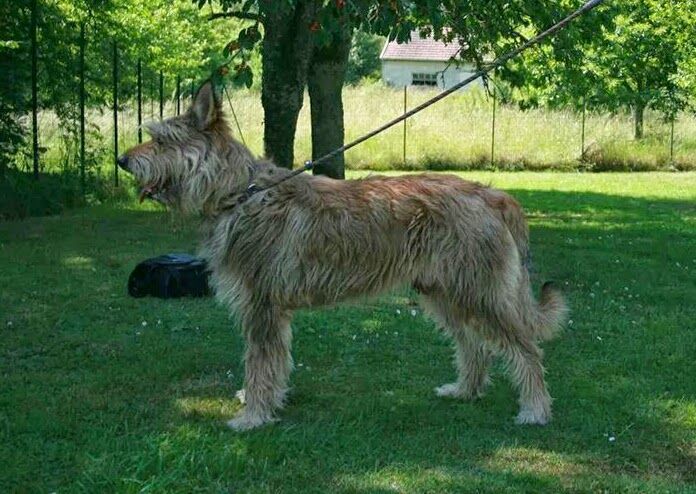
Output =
[{"x1": 380, "y1": 31, "x2": 462, "y2": 62}]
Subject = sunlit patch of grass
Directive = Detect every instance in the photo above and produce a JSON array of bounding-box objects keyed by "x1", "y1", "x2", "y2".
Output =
[
  {"x1": 484, "y1": 447, "x2": 589, "y2": 478},
  {"x1": 61, "y1": 255, "x2": 95, "y2": 267},
  {"x1": 175, "y1": 396, "x2": 241, "y2": 421},
  {"x1": 336, "y1": 466, "x2": 463, "y2": 493}
]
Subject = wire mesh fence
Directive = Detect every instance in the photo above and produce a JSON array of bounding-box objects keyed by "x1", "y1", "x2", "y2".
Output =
[{"x1": 24, "y1": 84, "x2": 696, "y2": 185}]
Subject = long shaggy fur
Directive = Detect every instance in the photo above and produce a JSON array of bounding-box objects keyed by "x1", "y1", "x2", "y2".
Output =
[{"x1": 121, "y1": 82, "x2": 567, "y2": 430}]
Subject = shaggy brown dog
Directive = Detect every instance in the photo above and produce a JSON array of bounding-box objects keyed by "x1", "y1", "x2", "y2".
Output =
[{"x1": 119, "y1": 82, "x2": 567, "y2": 431}]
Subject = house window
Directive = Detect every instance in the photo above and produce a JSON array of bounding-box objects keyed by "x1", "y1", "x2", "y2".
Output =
[{"x1": 412, "y1": 72, "x2": 438, "y2": 86}]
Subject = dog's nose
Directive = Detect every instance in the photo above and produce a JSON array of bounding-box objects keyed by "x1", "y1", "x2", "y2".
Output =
[{"x1": 117, "y1": 154, "x2": 129, "y2": 170}]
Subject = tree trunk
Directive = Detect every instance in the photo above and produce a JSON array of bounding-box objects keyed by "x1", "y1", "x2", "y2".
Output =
[
  {"x1": 260, "y1": 0, "x2": 317, "y2": 168},
  {"x1": 307, "y1": 28, "x2": 352, "y2": 179},
  {"x1": 633, "y1": 101, "x2": 645, "y2": 140}
]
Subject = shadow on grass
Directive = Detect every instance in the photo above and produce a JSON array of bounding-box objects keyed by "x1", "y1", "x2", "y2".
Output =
[{"x1": 1, "y1": 189, "x2": 694, "y2": 492}]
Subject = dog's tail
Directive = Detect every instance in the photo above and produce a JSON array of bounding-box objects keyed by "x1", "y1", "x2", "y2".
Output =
[
  {"x1": 527, "y1": 281, "x2": 568, "y2": 341},
  {"x1": 485, "y1": 188, "x2": 567, "y2": 341}
]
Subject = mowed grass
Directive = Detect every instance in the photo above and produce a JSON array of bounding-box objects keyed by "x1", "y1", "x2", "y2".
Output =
[
  {"x1": 1, "y1": 172, "x2": 695, "y2": 493},
  {"x1": 35, "y1": 85, "x2": 696, "y2": 174}
]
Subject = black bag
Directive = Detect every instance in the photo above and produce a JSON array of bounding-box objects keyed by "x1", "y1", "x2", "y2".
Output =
[{"x1": 128, "y1": 253, "x2": 211, "y2": 298}]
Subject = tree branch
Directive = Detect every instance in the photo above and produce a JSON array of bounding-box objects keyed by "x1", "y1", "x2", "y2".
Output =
[{"x1": 208, "y1": 11, "x2": 262, "y2": 23}]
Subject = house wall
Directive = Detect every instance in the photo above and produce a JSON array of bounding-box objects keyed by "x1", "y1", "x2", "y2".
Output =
[{"x1": 381, "y1": 59, "x2": 482, "y2": 90}]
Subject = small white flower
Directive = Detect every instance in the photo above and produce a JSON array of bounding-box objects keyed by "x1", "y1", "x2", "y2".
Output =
[
  {"x1": 608, "y1": 436, "x2": 616, "y2": 442},
  {"x1": 297, "y1": 363, "x2": 303, "y2": 367},
  {"x1": 6, "y1": 321, "x2": 12, "y2": 327},
  {"x1": 596, "y1": 335, "x2": 603, "y2": 341},
  {"x1": 410, "y1": 309, "x2": 417, "y2": 317},
  {"x1": 352, "y1": 334, "x2": 356, "y2": 340},
  {"x1": 141, "y1": 321, "x2": 147, "y2": 327},
  {"x1": 157, "y1": 319, "x2": 162, "y2": 325},
  {"x1": 568, "y1": 319, "x2": 574, "y2": 326},
  {"x1": 396, "y1": 309, "x2": 401, "y2": 315}
]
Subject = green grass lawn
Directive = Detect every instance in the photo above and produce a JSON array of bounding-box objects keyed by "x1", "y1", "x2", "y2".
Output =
[{"x1": 1, "y1": 172, "x2": 695, "y2": 493}]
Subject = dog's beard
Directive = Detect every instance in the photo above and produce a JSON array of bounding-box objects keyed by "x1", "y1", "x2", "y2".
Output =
[
  {"x1": 149, "y1": 183, "x2": 181, "y2": 208},
  {"x1": 136, "y1": 176, "x2": 174, "y2": 205}
]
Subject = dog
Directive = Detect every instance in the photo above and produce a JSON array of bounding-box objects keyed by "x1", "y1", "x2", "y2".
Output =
[{"x1": 119, "y1": 81, "x2": 567, "y2": 431}]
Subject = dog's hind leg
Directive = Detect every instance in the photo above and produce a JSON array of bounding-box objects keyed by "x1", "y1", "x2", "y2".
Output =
[
  {"x1": 504, "y1": 335, "x2": 551, "y2": 425},
  {"x1": 482, "y1": 309, "x2": 552, "y2": 425},
  {"x1": 420, "y1": 294, "x2": 493, "y2": 400},
  {"x1": 436, "y1": 327, "x2": 493, "y2": 400},
  {"x1": 228, "y1": 303, "x2": 293, "y2": 431}
]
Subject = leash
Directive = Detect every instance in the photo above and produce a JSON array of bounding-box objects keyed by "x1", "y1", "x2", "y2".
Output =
[
  {"x1": 234, "y1": 0, "x2": 606, "y2": 206},
  {"x1": 223, "y1": 85, "x2": 247, "y2": 146}
]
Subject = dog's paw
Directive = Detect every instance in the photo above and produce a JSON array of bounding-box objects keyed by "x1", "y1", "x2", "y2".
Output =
[
  {"x1": 235, "y1": 388, "x2": 246, "y2": 405},
  {"x1": 435, "y1": 382, "x2": 485, "y2": 400},
  {"x1": 515, "y1": 407, "x2": 551, "y2": 425},
  {"x1": 435, "y1": 383, "x2": 464, "y2": 398},
  {"x1": 226, "y1": 410, "x2": 275, "y2": 431}
]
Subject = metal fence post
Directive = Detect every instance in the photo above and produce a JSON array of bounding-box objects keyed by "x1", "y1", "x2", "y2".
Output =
[
  {"x1": 160, "y1": 70, "x2": 164, "y2": 120},
  {"x1": 79, "y1": 22, "x2": 86, "y2": 195},
  {"x1": 670, "y1": 117, "x2": 675, "y2": 165},
  {"x1": 150, "y1": 72, "x2": 154, "y2": 119},
  {"x1": 137, "y1": 59, "x2": 143, "y2": 143},
  {"x1": 176, "y1": 75, "x2": 181, "y2": 115},
  {"x1": 30, "y1": 0, "x2": 39, "y2": 180},
  {"x1": 112, "y1": 41, "x2": 119, "y2": 186},
  {"x1": 403, "y1": 85, "x2": 407, "y2": 166},
  {"x1": 159, "y1": 71, "x2": 164, "y2": 120},
  {"x1": 581, "y1": 96, "x2": 586, "y2": 160},
  {"x1": 491, "y1": 86, "x2": 497, "y2": 167}
]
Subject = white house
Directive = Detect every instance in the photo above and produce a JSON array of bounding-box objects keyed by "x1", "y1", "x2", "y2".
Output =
[{"x1": 380, "y1": 31, "x2": 482, "y2": 90}]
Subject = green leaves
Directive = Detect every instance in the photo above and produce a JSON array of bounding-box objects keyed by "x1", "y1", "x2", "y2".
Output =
[
  {"x1": 233, "y1": 61, "x2": 253, "y2": 88},
  {"x1": 511, "y1": 0, "x2": 694, "y2": 122},
  {"x1": 237, "y1": 24, "x2": 261, "y2": 50}
]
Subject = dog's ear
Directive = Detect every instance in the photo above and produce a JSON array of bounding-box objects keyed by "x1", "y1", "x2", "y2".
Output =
[{"x1": 191, "y1": 81, "x2": 220, "y2": 130}]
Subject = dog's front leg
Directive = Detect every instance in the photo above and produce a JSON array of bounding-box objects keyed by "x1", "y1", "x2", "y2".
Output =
[{"x1": 228, "y1": 304, "x2": 293, "y2": 431}]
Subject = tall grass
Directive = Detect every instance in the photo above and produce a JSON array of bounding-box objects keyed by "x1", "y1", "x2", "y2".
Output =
[{"x1": 32, "y1": 84, "x2": 696, "y2": 174}]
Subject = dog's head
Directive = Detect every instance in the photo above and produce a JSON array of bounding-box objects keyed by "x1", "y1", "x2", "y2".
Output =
[{"x1": 118, "y1": 81, "x2": 252, "y2": 214}]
